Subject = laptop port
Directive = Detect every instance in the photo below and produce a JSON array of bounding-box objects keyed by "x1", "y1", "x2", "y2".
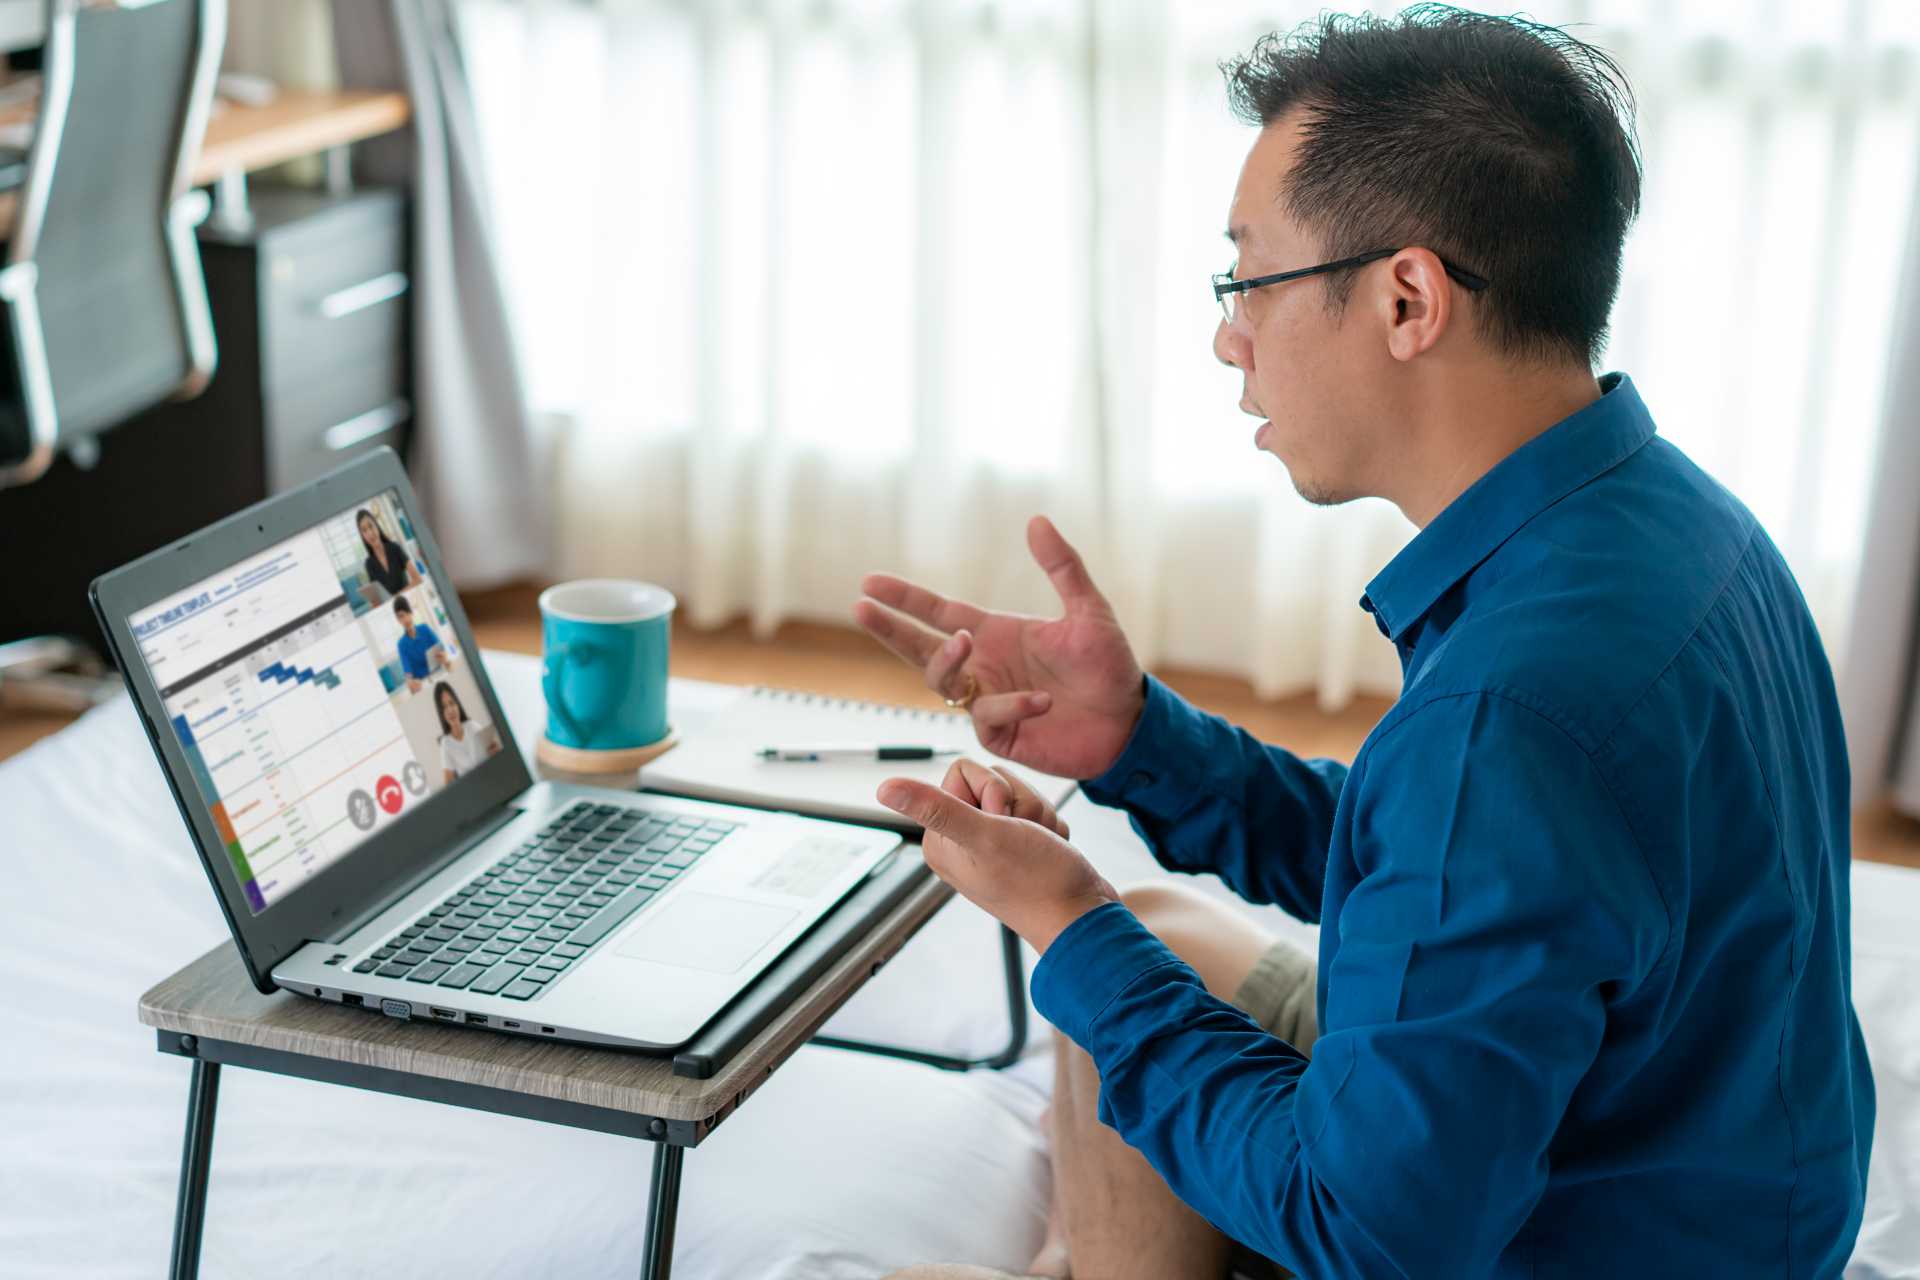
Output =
[
  {"x1": 540, "y1": 1026, "x2": 555, "y2": 1034},
  {"x1": 465, "y1": 1012, "x2": 487, "y2": 1025},
  {"x1": 502, "y1": 1020, "x2": 521, "y2": 1029},
  {"x1": 430, "y1": 1007, "x2": 459, "y2": 1021},
  {"x1": 381, "y1": 999, "x2": 410, "y2": 1019},
  {"x1": 342, "y1": 993, "x2": 364, "y2": 1008}
]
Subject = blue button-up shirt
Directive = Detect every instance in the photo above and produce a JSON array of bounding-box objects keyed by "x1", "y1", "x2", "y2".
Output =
[
  {"x1": 1031, "y1": 373, "x2": 1874, "y2": 1277},
  {"x1": 397, "y1": 621, "x2": 443, "y2": 680}
]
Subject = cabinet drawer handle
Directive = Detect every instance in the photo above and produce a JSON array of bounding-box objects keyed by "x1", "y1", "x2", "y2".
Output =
[
  {"x1": 317, "y1": 271, "x2": 409, "y2": 319},
  {"x1": 322, "y1": 398, "x2": 411, "y2": 451}
]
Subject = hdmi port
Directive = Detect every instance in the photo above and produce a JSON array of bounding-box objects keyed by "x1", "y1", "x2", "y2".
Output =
[{"x1": 430, "y1": 1007, "x2": 459, "y2": 1021}]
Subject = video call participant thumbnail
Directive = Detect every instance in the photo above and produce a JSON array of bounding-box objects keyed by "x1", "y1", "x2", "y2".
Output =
[
  {"x1": 393, "y1": 594, "x2": 447, "y2": 692},
  {"x1": 434, "y1": 679, "x2": 500, "y2": 782},
  {"x1": 357, "y1": 506, "x2": 422, "y2": 603}
]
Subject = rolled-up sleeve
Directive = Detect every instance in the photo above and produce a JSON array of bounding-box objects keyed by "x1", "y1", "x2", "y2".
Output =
[
  {"x1": 1032, "y1": 692, "x2": 1668, "y2": 1277},
  {"x1": 1079, "y1": 674, "x2": 1345, "y2": 920}
]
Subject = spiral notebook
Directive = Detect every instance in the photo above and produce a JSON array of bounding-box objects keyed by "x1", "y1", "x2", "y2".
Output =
[{"x1": 637, "y1": 685, "x2": 1078, "y2": 834}]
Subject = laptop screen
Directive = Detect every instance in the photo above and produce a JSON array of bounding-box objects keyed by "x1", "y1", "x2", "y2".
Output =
[{"x1": 128, "y1": 489, "x2": 499, "y2": 916}]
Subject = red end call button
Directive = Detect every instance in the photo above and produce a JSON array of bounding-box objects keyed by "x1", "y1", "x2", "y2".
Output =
[{"x1": 375, "y1": 775, "x2": 405, "y2": 815}]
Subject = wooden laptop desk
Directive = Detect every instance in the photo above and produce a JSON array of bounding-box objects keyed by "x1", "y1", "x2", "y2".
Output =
[{"x1": 139, "y1": 861, "x2": 1030, "y2": 1280}]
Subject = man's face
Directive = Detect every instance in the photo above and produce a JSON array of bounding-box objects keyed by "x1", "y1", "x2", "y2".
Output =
[
  {"x1": 1212, "y1": 115, "x2": 1397, "y2": 506},
  {"x1": 397, "y1": 609, "x2": 414, "y2": 634}
]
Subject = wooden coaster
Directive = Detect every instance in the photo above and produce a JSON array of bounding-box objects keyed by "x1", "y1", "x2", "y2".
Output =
[{"x1": 535, "y1": 727, "x2": 680, "y2": 778}]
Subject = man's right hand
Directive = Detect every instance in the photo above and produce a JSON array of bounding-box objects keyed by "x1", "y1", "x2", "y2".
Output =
[{"x1": 852, "y1": 515, "x2": 1147, "y2": 780}]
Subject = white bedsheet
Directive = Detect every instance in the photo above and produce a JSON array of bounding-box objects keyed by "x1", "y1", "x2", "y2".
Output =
[{"x1": 0, "y1": 652, "x2": 1912, "y2": 1277}]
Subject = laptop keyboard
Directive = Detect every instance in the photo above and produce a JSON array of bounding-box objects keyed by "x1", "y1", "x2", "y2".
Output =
[{"x1": 350, "y1": 801, "x2": 742, "y2": 1002}]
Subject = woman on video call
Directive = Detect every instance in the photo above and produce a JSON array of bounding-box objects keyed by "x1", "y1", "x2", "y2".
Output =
[
  {"x1": 433, "y1": 680, "x2": 499, "y2": 784},
  {"x1": 356, "y1": 507, "x2": 422, "y2": 600}
]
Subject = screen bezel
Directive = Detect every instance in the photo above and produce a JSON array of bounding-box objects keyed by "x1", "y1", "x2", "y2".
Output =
[{"x1": 90, "y1": 449, "x2": 534, "y2": 993}]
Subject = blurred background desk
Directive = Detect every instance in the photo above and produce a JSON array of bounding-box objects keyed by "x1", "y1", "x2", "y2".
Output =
[
  {"x1": 0, "y1": 86, "x2": 411, "y2": 233},
  {"x1": 0, "y1": 82, "x2": 413, "y2": 649}
]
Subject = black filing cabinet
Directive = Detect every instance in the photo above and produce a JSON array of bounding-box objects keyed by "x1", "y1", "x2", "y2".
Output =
[
  {"x1": 0, "y1": 183, "x2": 413, "y2": 645},
  {"x1": 207, "y1": 185, "x2": 414, "y2": 495}
]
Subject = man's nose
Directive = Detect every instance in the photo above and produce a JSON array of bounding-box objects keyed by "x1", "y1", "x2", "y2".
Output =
[{"x1": 1214, "y1": 318, "x2": 1250, "y2": 370}]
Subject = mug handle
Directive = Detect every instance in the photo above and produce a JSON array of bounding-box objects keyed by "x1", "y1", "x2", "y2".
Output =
[{"x1": 541, "y1": 641, "x2": 598, "y2": 746}]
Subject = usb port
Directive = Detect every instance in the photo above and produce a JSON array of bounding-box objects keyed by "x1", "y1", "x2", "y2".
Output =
[
  {"x1": 502, "y1": 1020, "x2": 521, "y2": 1029},
  {"x1": 342, "y1": 993, "x2": 364, "y2": 1008},
  {"x1": 465, "y1": 1012, "x2": 487, "y2": 1025}
]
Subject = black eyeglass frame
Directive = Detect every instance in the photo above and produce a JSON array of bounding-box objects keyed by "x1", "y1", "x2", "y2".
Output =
[{"x1": 1212, "y1": 248, "x2": 1490, "y2": 322}]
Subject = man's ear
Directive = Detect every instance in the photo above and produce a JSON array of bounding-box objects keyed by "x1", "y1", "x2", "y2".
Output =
[{"x1": 1381, "y1": 247, "x2": 1453, "y2": 362}]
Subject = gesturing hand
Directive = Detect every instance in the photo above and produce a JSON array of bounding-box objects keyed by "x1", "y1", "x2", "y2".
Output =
[
  {"x1": 878, "y1": 758, "x2": 1119, "y2": 956},
  {"x1": 853, "y1": 515, "x2": 1147, "y2": 780}
]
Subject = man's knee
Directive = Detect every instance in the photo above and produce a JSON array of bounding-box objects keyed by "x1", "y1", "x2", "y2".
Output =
[
  {"x1": 1117, "y1": 880, "x2": 1272, "y2": 1000},
  {"x1": 1119, "y1": 879, "x2": 1210, "y2": 931}
]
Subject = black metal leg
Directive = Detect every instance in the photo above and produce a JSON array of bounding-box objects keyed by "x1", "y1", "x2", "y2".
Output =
[
  {"x1": 810, "y1": 922, "x2": 1029, "y2": 1071},
  {"x1": 169, "y1": 1056, "x2": 221, "y2": 1280},
  {"x1": 642, "y1": 1142, "x2": 684, "y2": 1280}
]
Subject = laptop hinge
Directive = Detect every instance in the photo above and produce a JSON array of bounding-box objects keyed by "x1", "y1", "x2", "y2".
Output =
[{"x1": 318, "y1": 806, "x2": 522, "y2": 946}]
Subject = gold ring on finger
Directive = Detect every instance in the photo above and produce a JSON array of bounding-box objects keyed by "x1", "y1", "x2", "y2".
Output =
[{"x1": 940, "y1": 671, "x2": 975, "y2": 710}]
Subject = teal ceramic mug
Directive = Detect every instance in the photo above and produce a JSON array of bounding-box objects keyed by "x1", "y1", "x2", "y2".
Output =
[{"x1": 537, "y1": 579, "x2": 674, "y2": 751}]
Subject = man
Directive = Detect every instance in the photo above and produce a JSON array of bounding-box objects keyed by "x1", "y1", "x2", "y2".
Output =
[
  {"x1": 392, "y1": 594, "x2": 447, "y2": 693},
  {"x1": 862, "y1": 8, "x2": 1872, "y2": 1279}
]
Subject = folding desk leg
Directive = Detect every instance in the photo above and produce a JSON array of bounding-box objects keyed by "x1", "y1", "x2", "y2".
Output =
[
  {"x1": 169, "y1": 1057, "x2": 222, "y2": 1280},
  {"x1": 809, "y1": 922, "x2": 1029, "y2": 1072},
  {"x1": 642, "y1": 1142, "x2": 684, "y2": 1280}
]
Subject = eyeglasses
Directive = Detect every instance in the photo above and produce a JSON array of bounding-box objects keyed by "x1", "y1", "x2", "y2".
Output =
[{"x1": 1212, "y1": 248, "x2": 1490, "y2": 326}]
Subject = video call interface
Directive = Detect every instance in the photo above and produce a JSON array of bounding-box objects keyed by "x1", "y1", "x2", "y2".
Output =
[{"x1": 131, "y1": 490, "x2": 503, "y2": 916}]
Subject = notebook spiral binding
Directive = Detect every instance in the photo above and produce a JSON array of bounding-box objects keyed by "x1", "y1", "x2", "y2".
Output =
[{"x1": 747, "y1": 685, "x2": 967, "y2": 723}]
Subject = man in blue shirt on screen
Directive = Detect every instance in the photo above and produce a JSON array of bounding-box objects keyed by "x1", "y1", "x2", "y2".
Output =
[
  {"x1": 392, "y1": 594, "x2": 447, "y2": 694},
  {"x1": 860, "y1": 8, "x2": 1872, "y2": 1279}
]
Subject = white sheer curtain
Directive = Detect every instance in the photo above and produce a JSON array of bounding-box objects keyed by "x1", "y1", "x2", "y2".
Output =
[{"x1": 457, "y1": 0, "x2": 1920, "y2": 708}]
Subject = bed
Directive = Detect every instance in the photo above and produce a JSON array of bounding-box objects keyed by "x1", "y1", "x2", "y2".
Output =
[{"x1": 1, "y1": 651, "x2": 1914, "y2": 1277}]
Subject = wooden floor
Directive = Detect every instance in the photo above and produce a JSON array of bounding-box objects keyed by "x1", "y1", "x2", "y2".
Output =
[{"x1": 5, "y1": 580, "x2": 1917, "y2": 870}]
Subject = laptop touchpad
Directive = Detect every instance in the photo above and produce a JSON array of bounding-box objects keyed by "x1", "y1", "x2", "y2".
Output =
[{"x1": 613, "y1": 891, "x2": 798, "y2": 974}]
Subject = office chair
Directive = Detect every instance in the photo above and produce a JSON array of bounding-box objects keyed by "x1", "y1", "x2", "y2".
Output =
[{"x1": 0, "y1": 0, "x2": 224, "y2": 712}]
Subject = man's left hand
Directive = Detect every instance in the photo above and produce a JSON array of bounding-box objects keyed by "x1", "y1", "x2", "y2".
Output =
[{"x1": 878, "y1": 758, "x2": 1120, "y2": 956}]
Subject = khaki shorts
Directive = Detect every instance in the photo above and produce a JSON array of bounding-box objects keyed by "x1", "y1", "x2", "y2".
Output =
[{"x1": 1228, "y1": 936, "x2": 1319, "y2": 1055}]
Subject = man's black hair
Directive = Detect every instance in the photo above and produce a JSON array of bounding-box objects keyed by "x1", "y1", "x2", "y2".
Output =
[
  {"x1": 1222, "y1": 4, "x2": 1641, "y2": 366},
  {"x1": 393, "y1": 594, "x2": 412, "y2": 617}
]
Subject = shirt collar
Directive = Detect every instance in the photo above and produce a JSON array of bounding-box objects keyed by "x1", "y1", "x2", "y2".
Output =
[{"x1": 1360, "y1": 371, "x2": 1657, "y2": 644}]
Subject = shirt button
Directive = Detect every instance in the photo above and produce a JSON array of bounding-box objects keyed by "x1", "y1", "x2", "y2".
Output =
[
  {"x1": 1128, "y1": 769, "x2": 1154, "y2": 789},
  {"x1": 1358, "y1": 594, "x2": 1390, "y2": 637}
]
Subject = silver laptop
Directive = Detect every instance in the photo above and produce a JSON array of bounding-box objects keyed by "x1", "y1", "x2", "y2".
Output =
[{"x1": 91, "y1": 449, "x2": 902, "y2": 1051}]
